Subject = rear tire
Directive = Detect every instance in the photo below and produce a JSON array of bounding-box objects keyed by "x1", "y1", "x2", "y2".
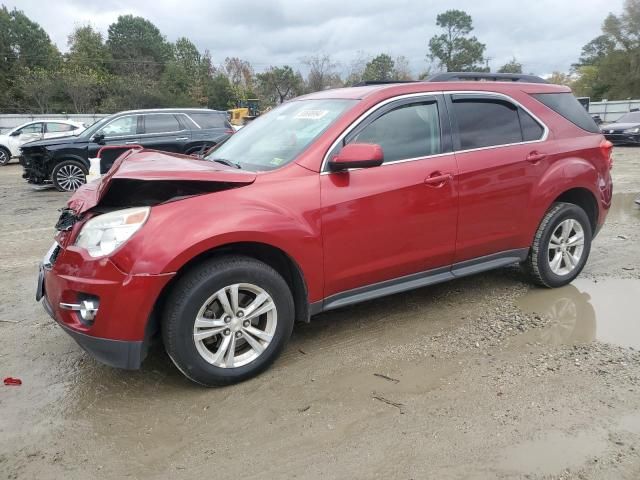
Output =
[
  {"x1": 51, "y1": 160, "x2": 87, "y2": 192},
  {"x1": 162, "y1": 256, "x2": 295, "y2": 386},
  {"x1": 0, "y1": 147, "x2": 10, "y2": 166},
  {"x1": 525, "y1": 202, "x2": 592, "y2": 288}
]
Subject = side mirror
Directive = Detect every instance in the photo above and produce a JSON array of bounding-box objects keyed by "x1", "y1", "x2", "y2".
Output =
[
  {"x1": 92, "y1": 133, "x2": 105, "y2": 145},
  {"x1": 9, "y1": 130, "x2": 20, "y2": 137},
  {"x1": 329, "y1": 143, "x2": 384, "y2": 171}
]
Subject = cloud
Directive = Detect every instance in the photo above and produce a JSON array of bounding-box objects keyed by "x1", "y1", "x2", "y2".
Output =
[{"x1": 6, "y1": 0, "x2": 625, "y2": 76}]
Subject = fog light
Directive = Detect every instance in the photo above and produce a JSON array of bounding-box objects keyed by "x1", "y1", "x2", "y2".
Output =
[{"x1": 60, "y1": 297, "x2": 99, "y2": 324}]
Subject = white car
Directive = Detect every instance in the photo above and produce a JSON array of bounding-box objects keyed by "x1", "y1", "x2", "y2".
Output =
[{"x1": 0, "y1": 120, "x2": 85, "y2": 166}]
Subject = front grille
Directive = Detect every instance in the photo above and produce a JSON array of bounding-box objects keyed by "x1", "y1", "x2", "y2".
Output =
[{"x1": 55, "y1": 208, "x2": 79, "y2": 231}]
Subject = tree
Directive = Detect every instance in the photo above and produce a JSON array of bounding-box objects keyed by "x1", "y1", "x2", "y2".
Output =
[
  {"x1": 59, "y1": 66, "x2": 102, "y2": 113},
  {"x1": 224, "y1": 57, "x2": 254, "y2": 89},
  {"x1": 344, "y1": 51, "x2": 370, "y2": 86},
  {"x1": 256, "y1": 66, "x2": 304, "y2": 105},
  {"x1": 546, "y1": 71, "x2": 573, "y2": 86},
  {"x1": 573, "y1": 0, "x2": 640, "y2": 100},
  {"x1": 67, "y1": 25, "x2": 111, "y2": 73},
  {"x1": 17, "y1": 68, "x2": 58, "y2": 113},
  {"x1": 362, "y1": 54, "x2": 395, "y2": 81},
  {"x1": 392, "y1": 55, "x2": 413, "y2": 80},
  {"x1": 106, "y1": 15, "x2": 171, "y2": 77},
  {"x1": 498, "y1": 57, "x2": 523, "y2": 74},
  {"x1": 428, "y1": 9, "x2": 486, "y2": 72},
  {"x1": 302, "y1": 54, "x2": 341, "y2": 92}
]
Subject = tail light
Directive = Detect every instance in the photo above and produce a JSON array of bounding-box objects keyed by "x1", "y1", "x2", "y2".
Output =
[{"x1": 600, "y1": 139, "x2": 613, "y2": 169}]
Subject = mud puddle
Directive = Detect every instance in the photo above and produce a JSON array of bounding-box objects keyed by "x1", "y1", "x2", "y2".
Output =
[{"x1": 514, "y1": 278, "x2": 640, "y2": 348}]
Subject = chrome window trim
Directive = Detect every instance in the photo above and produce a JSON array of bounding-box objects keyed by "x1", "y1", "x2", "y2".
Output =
[
  {"x1": 183, "y1": 113, "x2": 201, "y2": 129},
  {"x1": 320, "y1": 90, "x2": 549, "y2": 174}
]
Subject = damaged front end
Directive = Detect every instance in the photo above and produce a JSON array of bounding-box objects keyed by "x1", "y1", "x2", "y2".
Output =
[
  {"x1": 66, "y1": 149, "x2": 257, "y2": 215},
  {"x1": 20, "y1": 146, "x2": 51, "y2": 184}
]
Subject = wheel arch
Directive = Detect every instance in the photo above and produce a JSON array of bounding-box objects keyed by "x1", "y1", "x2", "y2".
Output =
[
  {"x1": 146, "y1": 241, "x2": 311, "y2": 346},
  {"x1": 552, "y1": 187, "x2": 598, "y2": 233}
]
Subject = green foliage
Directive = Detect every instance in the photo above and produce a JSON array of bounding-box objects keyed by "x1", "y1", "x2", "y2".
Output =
[
  {"x1": 428, "y1": 9, "x2": 486, "y2": 72},
  {"x1": 256, "y1": 66, "x2": 304, "y2": 105},
  {"x1": 363, "y1": 54, "x2": 395, "y2": 81},
  {"x1": 498, "y1": 58, "x2": 523, "y2": 74},
  {"x1": 573, "y1": 0, "x2": 640, "y2": 100}
]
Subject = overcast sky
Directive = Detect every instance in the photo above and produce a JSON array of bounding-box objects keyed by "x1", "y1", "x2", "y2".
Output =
[{"x1": 7, "y1": 0, "x2": 625, "y2": 77}]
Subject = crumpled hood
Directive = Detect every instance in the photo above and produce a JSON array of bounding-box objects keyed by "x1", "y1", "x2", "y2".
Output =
[{"x1": 68, "y1": 149, "x2": 256, "y2": 213}]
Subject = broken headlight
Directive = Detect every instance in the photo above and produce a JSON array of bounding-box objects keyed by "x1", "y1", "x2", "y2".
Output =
[{"x1": 75, "y1": 207, "x2": 150, "y2": 257}]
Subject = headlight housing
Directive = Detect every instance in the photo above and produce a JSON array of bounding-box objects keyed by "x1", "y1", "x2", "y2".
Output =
[
  {"x1": 75, "y1": 207, "x2": 150, "y2": 257},
  {"x1": 623, "y1": 127, "x2": 640, "y2": 134}
]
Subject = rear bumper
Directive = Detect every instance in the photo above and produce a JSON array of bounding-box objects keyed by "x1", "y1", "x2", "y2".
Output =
[
  {"x1": 42, "y1": 296, "x2": 147, "y2": 369},
  {"x1": 40, "y1": 245, "x2": 175, "y2": 369}
]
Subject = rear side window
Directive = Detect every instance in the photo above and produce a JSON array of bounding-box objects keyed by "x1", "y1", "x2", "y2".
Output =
[
  {"x1": 533, "y1": 93, "x2": 599, "y2": 133},
  {"x1": 189, "y1": 113, "x2": 227, "y2": 129},
  {"x1": 46, "y1": 122, "x2": 75, "y2": 133},
  {"x1": 144, "y1": 114, "x2": 181, "y2": 134},
  {"x1": 348, "y1": 102, "x2": 441, "y2": 163},
  {"x1": 519, "y1": 108, "x2": 545, "y2": 141},
  {"x1": 452, "y1": 98, "x2": 522, "y2": 149}
]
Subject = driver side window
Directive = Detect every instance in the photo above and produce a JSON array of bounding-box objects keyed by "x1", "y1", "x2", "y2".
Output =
[
  {"x1": 18, "y1": 123, "x2": 43, "y2": 135},
  {"x1": 99, "y1": 116, "x2": 138, "y2": 138},
  {"x1": 347, "y1": 102, "x2": 441, "y2": 163}
]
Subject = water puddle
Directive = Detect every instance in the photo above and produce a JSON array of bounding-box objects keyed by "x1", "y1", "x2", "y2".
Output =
[
  {"x1": 515, "y1": 278, "x2": 640, "y2": 348},
  {"x1": 498, "y1": 429, "x2": 607, "y2": 476},
  {"x1": 606, "y1": 192, "x2": 640, "y2": 224}
]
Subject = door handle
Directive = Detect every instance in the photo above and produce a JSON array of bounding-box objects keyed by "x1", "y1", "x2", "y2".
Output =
[
  {"x1": 526, "y1": 151, "x2": 547, "y2": 163},
  {"x1": 424, "y1": 172, "x2": 452, "y2": 187},
  {"x1": 175, "y1": 136, "x2": 189, "y2": 141},
  {"x1": 124, "y1": 141, "x2": 138, "y2": 145}
]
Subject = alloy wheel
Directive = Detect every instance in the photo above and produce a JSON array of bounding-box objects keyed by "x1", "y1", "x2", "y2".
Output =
[
  {"x1": 56, "y1": 164, "x2": 85, "y2": 191},
  {"x1": 192, "y1": 283, "x2": 277, "y2": 368},
  {"x1": 547, "y1": 219, "x2": 585, "y2": 276}
]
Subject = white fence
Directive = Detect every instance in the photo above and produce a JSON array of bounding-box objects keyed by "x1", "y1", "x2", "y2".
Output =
[
  {"x1": 589, "y1": 100, "x2": 640, "y2": 123},
  {"x1": 0, "y1": 114, "x2": 109, "y2": 133}
]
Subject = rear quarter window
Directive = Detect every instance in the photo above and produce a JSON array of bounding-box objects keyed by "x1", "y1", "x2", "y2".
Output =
[
  {"x1": 189, "y1": 113, "x2": 228, "y2": 129},
  {"x1": 532, "y1": 93, "x2": 599, "y2": 133}
]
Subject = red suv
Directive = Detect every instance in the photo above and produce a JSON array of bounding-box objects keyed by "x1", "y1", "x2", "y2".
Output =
[{"x1": 37, "y1": 73, "x2": 613, "y2": 386}]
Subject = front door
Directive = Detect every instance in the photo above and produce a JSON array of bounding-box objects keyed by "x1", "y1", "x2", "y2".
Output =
[{"x1": 321, "y1": 95, "x2": 458, "y2": 297}]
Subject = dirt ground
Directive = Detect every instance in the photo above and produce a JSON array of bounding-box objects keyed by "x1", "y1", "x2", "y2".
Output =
[{"x1": 1, "y1": 149, "x2": 639, "y2": 480}]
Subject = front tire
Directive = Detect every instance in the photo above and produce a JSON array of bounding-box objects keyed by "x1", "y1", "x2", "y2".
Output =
[
  {"x1": 162, "y1": 256, "x2": 295, "y2": 386},
  {"x1": 51, "y1": 160, "x2": 87, "y2": 192},
  {"x1": 0, "y1": 147, "x2": 10, "y2": 166},
  {"x1": 525, "y1": 202, "x2": 592, "y2": 288}
]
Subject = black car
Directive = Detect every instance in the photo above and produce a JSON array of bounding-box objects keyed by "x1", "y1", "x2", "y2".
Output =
[
  {"x1": 20, "y1": 108, "x2": 233, "y2": 191},
  {"x1": 600, "y1": 110, "x2": 640, "y2": 145}
]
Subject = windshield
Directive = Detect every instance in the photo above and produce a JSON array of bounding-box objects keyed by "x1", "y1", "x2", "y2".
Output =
[
  {"x1": 616, "y1": 111, "x2": 640, "y2": 123},
  {"x1": 205, "y1": 99, "x2": 357, "y2": 171},
  {"x1": 80, "y1": 116, "x2": 115, "y2": 138}
]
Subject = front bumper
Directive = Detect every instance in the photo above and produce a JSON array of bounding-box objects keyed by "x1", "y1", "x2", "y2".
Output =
[
  {"x1": 39, "y1": 244, "x2": 175, "y2": 369},
  {"x1": 42, "y1": 295, "x2": 147, "y2": 369}
]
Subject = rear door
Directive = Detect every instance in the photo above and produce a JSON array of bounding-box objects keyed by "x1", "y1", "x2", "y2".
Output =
[
  {"x1": 138, "y1": 113, "x2": 190, "y2": 153},
  {"x1": 187, "y1": 112, "x2": 233, "y2": 147},
  {"x1": 447, "y1": 93, "x2": 547, "y2": 262},
  {"x1": 321, "y1": 94, "x2": 458, "y2": 297}
]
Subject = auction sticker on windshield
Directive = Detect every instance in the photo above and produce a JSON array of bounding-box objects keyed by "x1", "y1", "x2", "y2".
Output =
[{"x1": 294, "y1": 110, "x2": 329, "y2": 120}]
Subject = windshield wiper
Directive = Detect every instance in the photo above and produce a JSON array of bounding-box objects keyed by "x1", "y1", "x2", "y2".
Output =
[{"x1": 211, "y1": 158, "x2": 242, "y2": 169}]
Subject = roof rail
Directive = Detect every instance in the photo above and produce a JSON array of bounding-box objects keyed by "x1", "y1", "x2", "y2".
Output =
[
  {"x1": 428, "y1": 72, "x2": 548, "y2": 84},
  {"x1": 353, "y1": 80, "x2": 419, "y2": 86}
]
